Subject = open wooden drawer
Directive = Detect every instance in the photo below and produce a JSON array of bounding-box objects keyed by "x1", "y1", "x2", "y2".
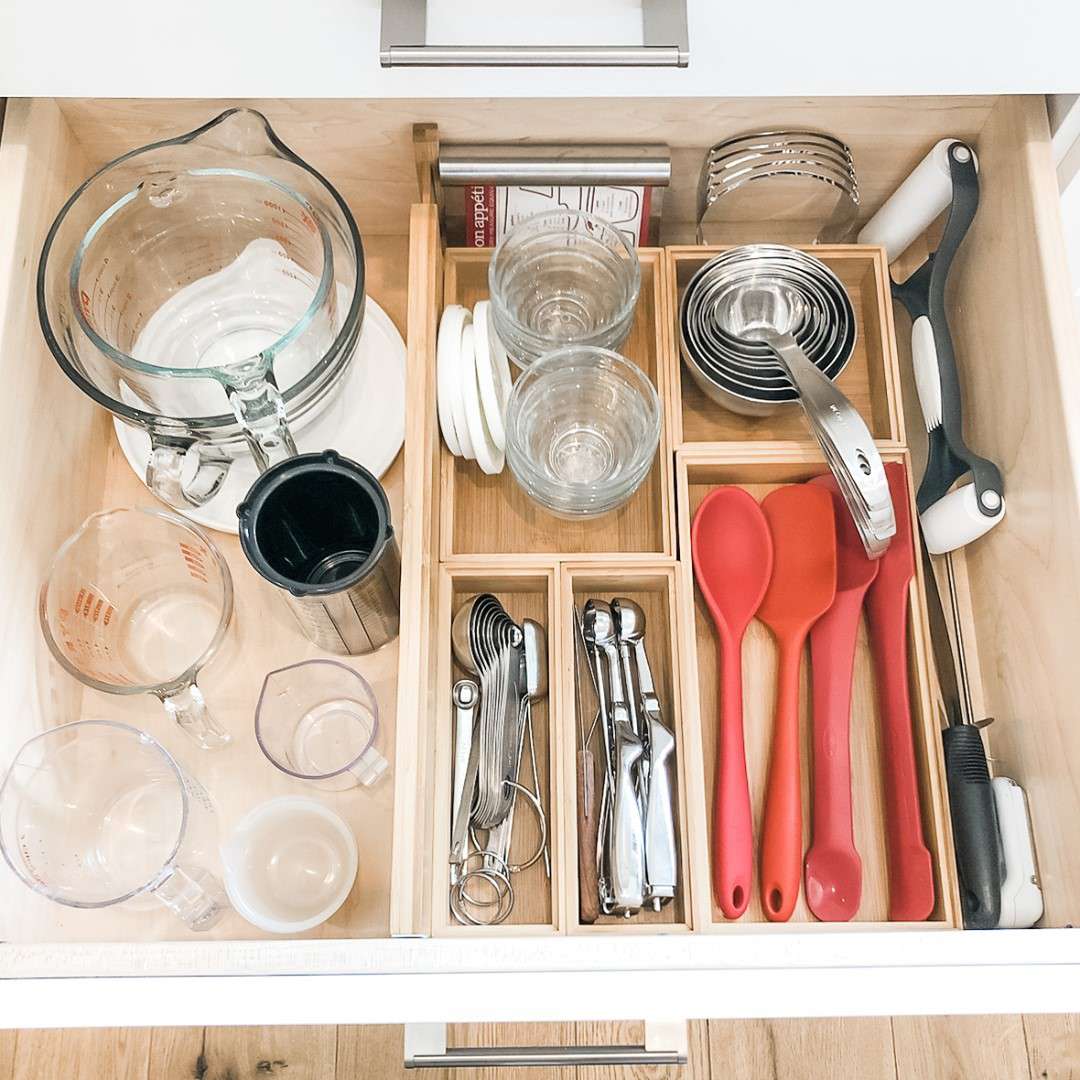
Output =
[{"x1": 2, "y1": 93, "x2": 1080, "y2": 1029}]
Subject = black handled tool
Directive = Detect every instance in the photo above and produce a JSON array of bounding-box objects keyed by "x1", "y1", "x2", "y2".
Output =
[
  {"x1": 920, "y1": 544, "x2": 1003, "y2": 929},
  {"x1": 891, "y1": 143, "x2": 1005, "y2": 555}
]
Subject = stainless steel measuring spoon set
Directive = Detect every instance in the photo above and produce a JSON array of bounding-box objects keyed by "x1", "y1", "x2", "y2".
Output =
[
  {"x1": 449, "y1": 594, "x2": 549, "y2": 925},
  {"x1": 576, "y1": 598, "x2": 678, "y2": 917}
]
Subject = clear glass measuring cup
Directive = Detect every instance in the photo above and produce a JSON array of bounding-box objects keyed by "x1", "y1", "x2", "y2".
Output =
[
  {"x1": 39, "y1": 507, "x2": 233, "y2": 750},
  {"x1": 0, "y1": 720, "x2": 228, "y2": 931},
  {"x1": 255, "y1": 660, "x2": 388, "y2": 790},
  {"x1": 38, "y1": 108, "x2": 366, "y2": 509}
]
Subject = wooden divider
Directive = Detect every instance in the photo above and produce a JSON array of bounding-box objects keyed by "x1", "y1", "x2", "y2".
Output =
[
  {"x1": 558, "y1": 563, "x2": 694, "y2": 934},
  {"x1": 665, "y1": 246, "x2": 905, "y2": 450},
  {"x1": 673, "y1": 448, "x2": 959, "y2": 932},
  {"x1": 440, "y1": 249, "x2": 676, "y2": 562}
]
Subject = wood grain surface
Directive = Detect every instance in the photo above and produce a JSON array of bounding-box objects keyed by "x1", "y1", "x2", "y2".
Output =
[
  {"x1": 4, "y1": 1016, "x2": 1078, "y2": 1078},
  {"x1": 389, "y1": 203, "x2": 443, "y2": 938}
]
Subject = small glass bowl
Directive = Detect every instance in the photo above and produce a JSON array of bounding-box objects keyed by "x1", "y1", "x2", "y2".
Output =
[
  {"x1": 504, "y1": 346, "x2": 661, "y2": 518},
  {"x1": 488, "y1": 210, "x2": 641, "y2": 369}
]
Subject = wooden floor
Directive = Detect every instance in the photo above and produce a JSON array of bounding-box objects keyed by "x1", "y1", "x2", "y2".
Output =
[{"x1": 1, "y1": 1017, "x2": 1077, "y2": 1078}]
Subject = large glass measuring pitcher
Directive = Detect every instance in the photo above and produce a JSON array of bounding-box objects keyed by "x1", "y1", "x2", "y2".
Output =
[{"x1": 38, "y1": 109, "x2": 365, "y2": 509}]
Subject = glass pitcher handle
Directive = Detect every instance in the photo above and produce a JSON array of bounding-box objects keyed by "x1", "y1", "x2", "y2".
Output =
[
  {"x1": 151, "y1": 864, "x2": 229, "y2": 931},
  {"x1": 161, "y1": 681, "x2": 231, "y2": 750},
  {"x1": 227, "y1": 374, "x2": 298, "y2": 472},
  {"x1": 146, "y1": 437, "x2": 232, "y2": 509}
]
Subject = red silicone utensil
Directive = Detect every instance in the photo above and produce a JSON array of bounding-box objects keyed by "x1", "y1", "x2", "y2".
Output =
[
  {"x1": 692, "y1": 487, "x2": 773, "y2": 919},
  {"x1": 865, "y1": 461, "x2": 936, "y2": 921},
  {"x1": 758, "y1": 485, "x2": 837, "y2": 922},
  {"x1": 804, "y1": 474, "x2": 879, "y2": 921}
]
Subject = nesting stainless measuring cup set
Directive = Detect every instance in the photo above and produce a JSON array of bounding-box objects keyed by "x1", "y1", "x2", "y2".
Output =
[
  {"x1": 575, "y1": 599, "x2": 678, "y2": 918},
  {"x1": 448, "y1": 595, "x2": 550, "y2": 925},
  {"x1": 680, "y1": 244, "x2": 895, "y2": 558}
]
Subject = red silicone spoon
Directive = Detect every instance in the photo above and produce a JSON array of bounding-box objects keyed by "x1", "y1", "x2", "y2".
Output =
[
  {"x1": 865, "y1": 461, "x2": 936, "y2": 921},
  {"x1": 692, "y1": 487, "x2": 773, "y2": 919},
  {"x1": 804, "y1": 474, "x2": 879, "y2": 921},
  {"x1": 758, "y1": 484, "x2": 837, "y2": 922}
]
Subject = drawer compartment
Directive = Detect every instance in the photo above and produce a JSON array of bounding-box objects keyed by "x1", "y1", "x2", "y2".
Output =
[
  {"x1": 667, "y1": 245, "x2": 903, "y2": 449},
  {"x1": 674, "y1": 449, "x2": 956, "y2": 929},
  {"x1": 432, "y1": 566, "x2": 561, "y2": 934},
  {"x1": 440, "y1": 249, "x2": 676, "y2": 560},
  {"x1": 559, "y1": 563, "x2": 692, "y2": 933}
]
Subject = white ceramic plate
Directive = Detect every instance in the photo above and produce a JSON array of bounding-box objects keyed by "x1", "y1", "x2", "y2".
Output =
[
  {"x1": 436, "y1": 304, "x2": 467, "y2": 456},
  {"x1": 459, "y1": 322, "x2": 504, "y2": 476},
  {"x1": 444, "y1": 307, "x2": 476, "y2": 460},
  {"x1": 114, "y1": 297, "x2": 407, "y2": 535},
  {"x1": 472, "y1": 300, "x2": 512, "y2": 452}
]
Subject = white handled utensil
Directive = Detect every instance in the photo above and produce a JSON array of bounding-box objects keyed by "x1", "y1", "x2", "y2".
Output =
[{"x1": 858, "y1": 139, "x2": 1004, "y2": 555}]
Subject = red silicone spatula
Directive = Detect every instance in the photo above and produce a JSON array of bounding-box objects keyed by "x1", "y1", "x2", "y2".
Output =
[
  {"x1": 865, "y1": 461, "x2": 936, "y2": 921},
  {"x1": 804, "y1": 474, "x2": 879, "y2": 921},
  {"x1": 692, "y1": 487, "x2": 773, "y2": 919},
  {"x1": 758, "y1": 484, "x2": 837, "y2": 922}
]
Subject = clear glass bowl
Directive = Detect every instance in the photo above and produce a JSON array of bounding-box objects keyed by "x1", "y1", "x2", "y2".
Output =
[
  {"x1": 504, "y1": 347, "x2": 661, "y2": 518},
  {"x1": 488, "y1": 210, "x2": 641, "y2": 369}
]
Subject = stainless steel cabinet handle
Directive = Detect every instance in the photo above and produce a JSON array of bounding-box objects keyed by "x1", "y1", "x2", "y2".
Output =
[
  {"x1": 404, "y1": 1020, "x2": 689, "y2": 1067},
  {"x1": 381, "y1": 0, "x2": 688, "y2": 67}
]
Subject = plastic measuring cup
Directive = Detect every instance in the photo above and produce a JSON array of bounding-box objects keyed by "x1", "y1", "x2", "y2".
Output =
[
  {"x1": 0, "y1": 720, "x2": 228, "y2": 931},
  {"x1": 222, "y1": 796, "x2": 358, "y2": 934},
  {"x1": 255, "y1": 660, "x2": 389, "y2": 790},
  {"x1": 39, "y1": 507, "x2": 234, "y2": 750}
]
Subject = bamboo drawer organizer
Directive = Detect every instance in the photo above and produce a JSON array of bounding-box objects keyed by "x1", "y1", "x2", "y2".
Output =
[{"x1": 428, "y1": 239, "x2": 960, "y2": 936}]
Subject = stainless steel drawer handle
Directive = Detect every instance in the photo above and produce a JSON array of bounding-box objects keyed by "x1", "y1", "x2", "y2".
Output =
[
  {"x1": 437, "y1": 144, "x2": 672, "y2": 189},
  {"x1": 380, "y1": 0, "x2": 689, "y2": 67},
  {"x1": 403, "y1": 1020, "x2": 689, "y2": 1068}
]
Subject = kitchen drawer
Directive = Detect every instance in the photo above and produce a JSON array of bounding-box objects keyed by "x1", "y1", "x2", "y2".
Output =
[{"x1": 3, "y1": 94, "x2": 1080, "y2": 1029}]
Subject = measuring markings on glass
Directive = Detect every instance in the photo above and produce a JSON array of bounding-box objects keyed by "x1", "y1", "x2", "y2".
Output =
[
  {"x1": 57, "y1": 586, "x2": 134, "y2": 685},
  {"x1": 179, "y1": 542, "x2": 210, "y2": 584}
]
